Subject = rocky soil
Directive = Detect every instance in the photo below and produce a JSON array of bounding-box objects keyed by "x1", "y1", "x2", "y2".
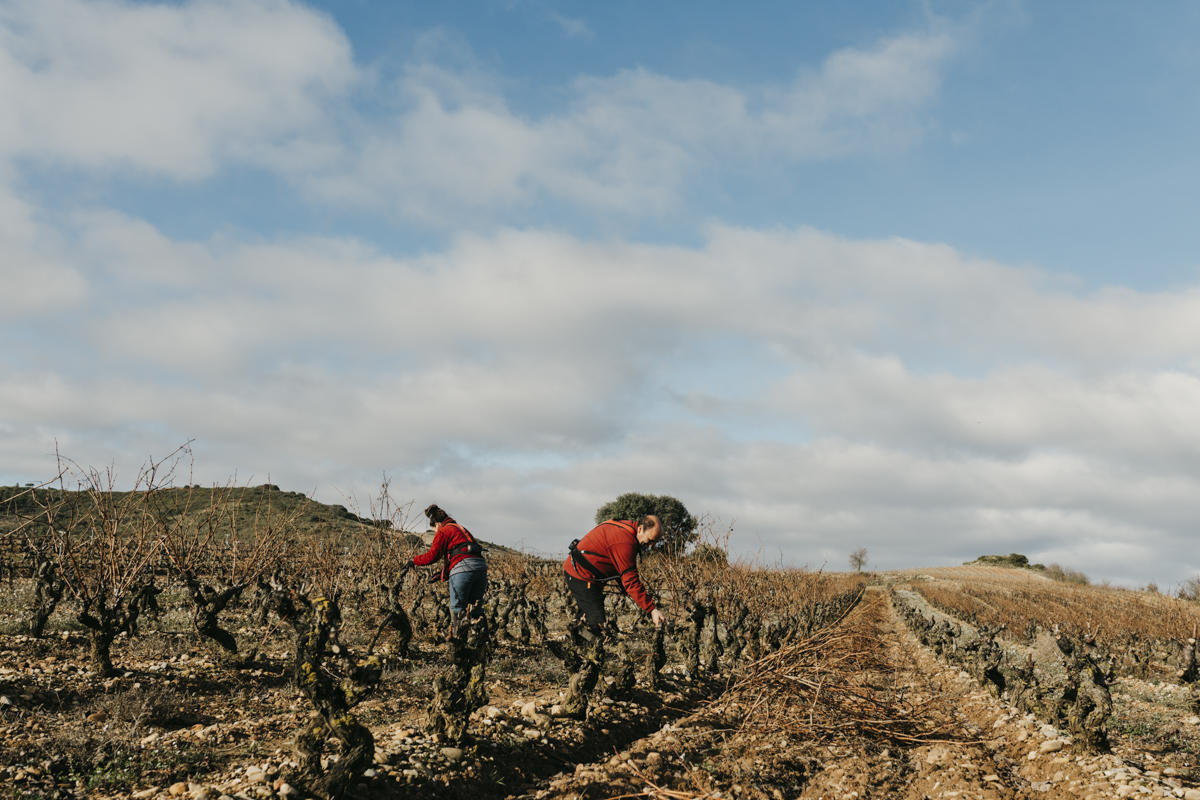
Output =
[{"x1": 5, "y1": 582, "x2": 1200, "y2": 800}]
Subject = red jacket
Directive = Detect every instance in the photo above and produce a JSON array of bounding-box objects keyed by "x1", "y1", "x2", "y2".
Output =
[
  {"x1": 413, "y1": 521, "x2": 481, "y2": 573},
  {"x1": 563, "y1": 520, "x2": 656, "y2": 613}
]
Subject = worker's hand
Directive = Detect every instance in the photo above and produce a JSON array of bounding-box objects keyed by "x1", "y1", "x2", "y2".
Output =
[{"x1": 651, "y1": 608, "x2": 666, "y2": 628}]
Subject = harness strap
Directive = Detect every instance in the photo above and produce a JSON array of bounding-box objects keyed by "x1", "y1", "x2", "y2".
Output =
[
  {"x1": 569, "y1": 539, "x2": 636, "y2": 583},
  {"x1": 567, "y1": 541, "x2": 614, "y2": 582},
  {"x1": 445, "y1": 525, "x2": 486, "y2": 558}
]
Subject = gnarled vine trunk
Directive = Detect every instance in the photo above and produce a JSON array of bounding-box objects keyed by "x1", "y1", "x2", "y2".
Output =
[{"x1": 426, "y1": 613, "x2": 490, "y2": 741}]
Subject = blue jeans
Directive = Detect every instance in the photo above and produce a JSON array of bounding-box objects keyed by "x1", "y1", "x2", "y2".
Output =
[{"x1": 449, "y1": 568, "x2": 488, "y2": 617}]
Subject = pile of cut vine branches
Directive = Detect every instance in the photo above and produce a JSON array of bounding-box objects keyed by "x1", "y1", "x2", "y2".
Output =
[{"x1": 702, "y1": 589, "x2": 958, "y2": 744}]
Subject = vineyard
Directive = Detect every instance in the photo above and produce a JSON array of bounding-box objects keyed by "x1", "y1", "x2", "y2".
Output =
[{"x1": 5, "y1": 471, "x2": 1200, "y2": 799}]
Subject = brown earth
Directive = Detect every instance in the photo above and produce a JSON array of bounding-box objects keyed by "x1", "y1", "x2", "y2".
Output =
[
  {"x1": 4, "y1": 577, "x2": 1200, "y2": 800},
  {"x1": 526, "y1": 585, "x2": 1200, "y2": 800}
]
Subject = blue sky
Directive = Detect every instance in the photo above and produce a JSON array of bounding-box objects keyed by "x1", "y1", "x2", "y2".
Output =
[{"x1": 4, "y1": 0, "x2": 1200, "y2": 587}]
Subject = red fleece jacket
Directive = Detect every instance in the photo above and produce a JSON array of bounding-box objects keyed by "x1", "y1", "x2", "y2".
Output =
[
  {"x1": 562, "y1": 519, "x2": 656, "y2": 613},
  {"x1": 412, "y1": 521, "x2": 479, "y2": 572}
]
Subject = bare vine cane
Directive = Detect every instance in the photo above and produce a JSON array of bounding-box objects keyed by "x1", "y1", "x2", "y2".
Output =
[
  {"x1": 425, "y1": 601, "x2": 491, "y2": 742},
  {"x1": 267, "y1": 584, "x2": 385, "y2": 800},
  {"x1": 559, "y1": 618, "x2": 605, "y2": 720},
  {"x1": 366, "y1": 561, "x2": 416, "y2": 656},
  {"x1": 1176, "y1": 628, "x2": 1200, "y2": 715},
  {"x1": 180, "y1": 570, "x2": 255, "y2": 667},
  {"x1": 29, "y1": 556, "x2": 66, "y2": 638},
  {"x1": 49, "y1": 444, "x2": 191, "y2": 676},
  {"x1": 641, "y1": 621, "x2": 669, "y2": 691},
  {"x1": 1054, "y1": 625, "x2": 1114, "y2": 755}
]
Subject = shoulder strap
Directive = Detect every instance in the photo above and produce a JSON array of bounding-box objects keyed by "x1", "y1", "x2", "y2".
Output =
[{"x1": 447, "y1": 524, "x2": 485, "y2": 557}]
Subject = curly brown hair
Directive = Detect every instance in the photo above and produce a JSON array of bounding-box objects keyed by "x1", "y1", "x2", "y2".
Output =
[{"x1": 424, "y1": 503, "x2": 451, "y2": 525}]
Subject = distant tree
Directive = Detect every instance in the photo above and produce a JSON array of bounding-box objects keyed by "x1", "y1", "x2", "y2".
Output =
[
  {"x1": 849, "y1": 546, "x2": 868, "y2": 572},
  {"x1": 594, "y1": 492, "x2": 698, "y2": 556}
]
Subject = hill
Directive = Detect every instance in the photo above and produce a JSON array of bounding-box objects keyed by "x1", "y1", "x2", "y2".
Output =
[{"x1": 0, "y1": 483, "x2": 516, "y2": 578}]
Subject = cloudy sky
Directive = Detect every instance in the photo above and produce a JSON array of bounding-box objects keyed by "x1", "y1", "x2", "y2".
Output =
[{"x1": 4, "y1": 0, "x2": 1200, "y2": 587}]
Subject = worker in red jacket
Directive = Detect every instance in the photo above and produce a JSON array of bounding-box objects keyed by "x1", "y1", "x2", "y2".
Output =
[
  {"x1": 410, "y1": 504, "x2": 488, "y2": 618},
  {"x1": 563, "y1": 514, "x2": 666, "y2": 638}
]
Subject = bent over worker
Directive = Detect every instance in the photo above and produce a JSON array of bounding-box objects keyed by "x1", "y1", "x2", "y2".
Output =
[
  {"x1": 410, "y1": 504, "x2": 488, "y2": 618},
  {"x1": 563, "y1": 514, "x2": 666, "y2": 638}
]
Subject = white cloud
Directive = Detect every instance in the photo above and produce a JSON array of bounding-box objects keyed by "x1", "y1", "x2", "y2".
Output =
[
  {"x1": 764, "y1": 27, "x2": 958, "y2": 156},
  {"x1": 0, "y1": 180, "x2": 87, "y2": 317},
  {"x1": 312, "y1": 26, "x2": 962, "y2": 220},
  {"x1": 0, "y1": 1, "x2": 962, "y2": 219},
  {"x1": 368, "y1": 430, "x2": 1200, "y2": 587},
  {"x1": 6, "y1": 217, "x2": 1200, "y2": 586},
  {"x1": 691, "y1": 225, "x2": 1200, "y2": 367},
  {"x1": 769, "y1": 359, "x2": 1200, "y2": 466},
  {"x1": 0, "y1": 0, "x2": 353, "y2": 178},
  {"x1": 502, "y1": 0, "x2": 591, "y2": 38}
]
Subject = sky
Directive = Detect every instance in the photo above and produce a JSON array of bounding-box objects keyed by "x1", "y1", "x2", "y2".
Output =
[{"x1": 4, "y1": 0, "x2": 1200, "y2": 588}]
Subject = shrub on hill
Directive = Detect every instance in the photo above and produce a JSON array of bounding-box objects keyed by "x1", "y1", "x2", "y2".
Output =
[
  {"x1": 966, "y1": 553, "x2": 1046, "y2": 570},
  {"x1": 1043, "y1": 562, "x2": 1090, "y2": 585}
]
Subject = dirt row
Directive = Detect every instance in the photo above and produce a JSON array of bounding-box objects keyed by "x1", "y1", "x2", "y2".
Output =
[{"x1": 517, "y1": 588, "x2": 1200, "y2": 800}]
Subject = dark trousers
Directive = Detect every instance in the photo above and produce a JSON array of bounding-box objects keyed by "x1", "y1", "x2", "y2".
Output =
[{"x1": 564, "y1": 572, "x2": 608, "y2": 637}]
